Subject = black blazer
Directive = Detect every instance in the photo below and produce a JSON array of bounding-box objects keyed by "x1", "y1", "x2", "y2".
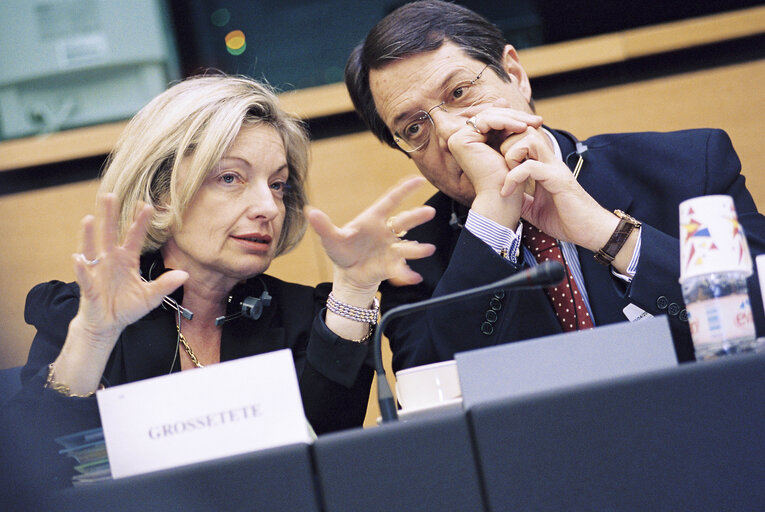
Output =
[
  {"x1": 380, "y1": 128, "x2": 765, "y2": 372},
  {"x1": 3, "y1": 253, "x2": 373, "y2": 494}
]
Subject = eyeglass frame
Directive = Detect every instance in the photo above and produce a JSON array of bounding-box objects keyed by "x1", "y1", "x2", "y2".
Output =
[{"x1": 392, "y1": 63, "x2": 491, "y2": 153}]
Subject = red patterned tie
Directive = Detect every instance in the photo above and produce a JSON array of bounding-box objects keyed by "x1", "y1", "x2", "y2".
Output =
[{"x1": 521, "y1": 223, "x2": 594, "y2": 331}]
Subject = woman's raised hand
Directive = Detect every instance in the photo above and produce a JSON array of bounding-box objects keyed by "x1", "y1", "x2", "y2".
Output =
[
  {"x1": 71, "y1": 193, "x2": 188, "y2": 347},
  {"x1": 305, "y1": 176, "x2": 436, "y2": 293},
  {"x1": 50, "y1": 194, "x2": 188, "y2": 395}
]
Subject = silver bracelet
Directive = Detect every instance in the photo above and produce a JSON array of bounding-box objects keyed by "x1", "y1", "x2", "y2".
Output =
[{"x1": 326, "y1": 293, "x2": 379, "y2": 325}]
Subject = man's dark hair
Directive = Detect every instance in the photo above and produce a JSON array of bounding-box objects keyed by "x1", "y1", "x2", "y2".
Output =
[{"x1": 345, "y1": 0, "x2": 511, "y2": 149}]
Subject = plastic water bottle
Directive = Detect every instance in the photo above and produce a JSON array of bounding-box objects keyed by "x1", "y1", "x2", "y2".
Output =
[{"x1": 681, "y1": 271, "x2": 757, "y2": 360}]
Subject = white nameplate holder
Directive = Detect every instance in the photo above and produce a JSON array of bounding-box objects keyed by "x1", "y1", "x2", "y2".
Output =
[{"x1": 96, "y1": 349, "x2": 312, "y2": 479}]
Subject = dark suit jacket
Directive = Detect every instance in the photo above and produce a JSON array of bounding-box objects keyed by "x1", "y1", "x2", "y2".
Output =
[
  {"x1": 2, "y1": 253, "x2": 373, "y2": 495},
  {"x1": 380, "y1": 128, "x2": 765, "y2": 372}
]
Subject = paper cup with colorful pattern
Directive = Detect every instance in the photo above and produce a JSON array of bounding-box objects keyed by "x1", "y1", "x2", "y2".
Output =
[{"x1": 678, "y1": 195, "x2": 752, "y2": 282}]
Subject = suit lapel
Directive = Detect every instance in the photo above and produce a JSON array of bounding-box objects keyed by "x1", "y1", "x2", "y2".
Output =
[
  {"x1": 220, "y1": 291, "x2": 288, "y2": 361},
  {"x1": 222, "y1": 325, "x2": 287, "y2": 361},
  {"x1": 551, "y1": 129, "x2": 634, "y2": 213},
  {"x1": 120, "y1": 312, "x2": 179, "y2": 382},
  {"x1": 120, "y1": 296, "x2": 289, "y2": 380},
  {"x1": 124, "y1": 255, "x2": 291, "y2": 375}
]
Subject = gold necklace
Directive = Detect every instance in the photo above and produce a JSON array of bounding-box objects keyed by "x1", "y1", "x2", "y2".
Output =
[{"x1": 176, "y1": 324, "x2": 205, "y2": 368}]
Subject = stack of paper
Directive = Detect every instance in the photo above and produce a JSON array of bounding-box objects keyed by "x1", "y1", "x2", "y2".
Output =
[{"x1": 55, "y1": 428, "x2": 112, "y2": 485}]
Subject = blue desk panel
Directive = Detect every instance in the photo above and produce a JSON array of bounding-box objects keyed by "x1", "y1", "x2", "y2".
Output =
[
  {"x1": 313, "y1": 409, "x2": 486, "y2": 512},
  {"x1": 469, "y1": 353, "x2": 765, "y2": 511},
  {"x1": 53, "y1": 442, "x2": 321, "y2": 512}
]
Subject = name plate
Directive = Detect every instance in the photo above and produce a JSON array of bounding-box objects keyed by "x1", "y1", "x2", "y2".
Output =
[{"x1": 96, "y1": 349, "x2": 312, "y2": 479}]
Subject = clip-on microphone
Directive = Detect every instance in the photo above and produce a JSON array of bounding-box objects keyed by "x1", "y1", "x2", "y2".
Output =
[
  {"x1": 449, "y1": 200, "x2": 465, "y2": 230},
  {"x1": 215, "y1": 290, "x2": 272, "y2": 326},
  {"x1": 372, "y1": 260, "x2": 566, "y2": 423},
  {"x1": 143, "y1": 275, "x2": 194, "y2": 320},
  {"x1": 151, "y1": 275, "x2": 272, "y2": 325},
  {"x1": 567, "y1": 140, "x2": 588, "y2": 180},
  {"x1": 161, "y1": 289, "x2": 272, "y2": 326}
]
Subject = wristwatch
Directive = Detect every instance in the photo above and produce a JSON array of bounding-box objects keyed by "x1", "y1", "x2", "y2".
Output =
[{"x1": 594, "y1": 210, "x2": 641, "y2": 266}]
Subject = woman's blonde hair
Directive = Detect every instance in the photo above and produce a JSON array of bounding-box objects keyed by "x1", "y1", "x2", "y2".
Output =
[{"x1": 99, "y1": 74, "x2": 309, "y2": 257}]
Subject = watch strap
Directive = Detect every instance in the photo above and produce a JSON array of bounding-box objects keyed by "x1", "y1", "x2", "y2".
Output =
[{"x1": 594, "y1": 210, "x2": 641, "y2": 266}]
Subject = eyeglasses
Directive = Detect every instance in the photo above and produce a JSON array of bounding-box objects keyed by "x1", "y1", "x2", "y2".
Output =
[{"x1": 392, "y1": 63, "x2": 490, "y2": 153}]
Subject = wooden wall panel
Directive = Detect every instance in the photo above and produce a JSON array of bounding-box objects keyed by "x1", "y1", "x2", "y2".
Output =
[
  {"x1": 0, "y1": 180, "x2": 99, "y2": 368},
  {"x1": 1, "y1": 59, "x2": 762, "y2": 428},
  {"x1": 536, "y1": 60, "x2": 765, "y2": 202}
]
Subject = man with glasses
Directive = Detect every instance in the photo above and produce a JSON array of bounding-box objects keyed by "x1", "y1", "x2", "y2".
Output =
[{"x1": 345, "y1": 0, "x2": 765, "y2": 371}]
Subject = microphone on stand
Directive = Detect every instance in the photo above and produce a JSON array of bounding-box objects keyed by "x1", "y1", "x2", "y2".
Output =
[{"x1": 373, "y1": 260, "x2": 566, "y2": 423}]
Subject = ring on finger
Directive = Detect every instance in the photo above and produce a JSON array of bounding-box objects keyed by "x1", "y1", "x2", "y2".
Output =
[
  {"x1": 78, "y1": 253, "x2": 100, "y2": 266},
  {"x1": 386, "y1": 217, "x2": 407, "y2": 238},
  {"x1": 466, "y1": 116, "x2": 481, "y2": 134}
]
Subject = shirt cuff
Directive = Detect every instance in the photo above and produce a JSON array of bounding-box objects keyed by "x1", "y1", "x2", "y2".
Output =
[
  {"x1": 464, "y1": 210, "x2": 522, "y2": 264},
  {"x1": 610, "y1": 226, "x2": 641, "y2": 282}
]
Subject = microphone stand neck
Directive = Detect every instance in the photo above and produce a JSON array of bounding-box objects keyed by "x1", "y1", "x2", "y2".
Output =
[
  {"x1": 373, "y1": 280, "x2": 510, "y2": 423},
  {"x1": 373, "y1": 261, "x2": 565, "y2": 423}
]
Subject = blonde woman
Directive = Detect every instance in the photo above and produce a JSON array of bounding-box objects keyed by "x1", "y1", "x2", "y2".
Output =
[{"x1": 4, "y1": 74, "x2": 434, "y2": 491}]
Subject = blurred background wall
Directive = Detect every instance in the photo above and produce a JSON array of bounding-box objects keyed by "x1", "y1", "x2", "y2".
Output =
[{"x1": 1, "y1": 0, "x2": 764, "y2": 426}]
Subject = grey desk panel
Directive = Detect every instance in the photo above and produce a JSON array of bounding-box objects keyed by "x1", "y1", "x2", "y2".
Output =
[
  {"x1": 457, "y1": 316, "x2": 677, "y2": 410},
  {"x1": 313, "y1": 410, "x2": 486, "y2": 512},
  {"x1": 469, "y1": 353, "x2": 765, "y2": 511}
]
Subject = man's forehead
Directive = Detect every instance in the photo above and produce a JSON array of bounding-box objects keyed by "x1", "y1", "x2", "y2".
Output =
[{"x1": 369, "y1": 43, "x2": 482, "y2": 125}]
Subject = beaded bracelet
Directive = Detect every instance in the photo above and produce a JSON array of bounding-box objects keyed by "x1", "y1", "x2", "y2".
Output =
[
  {"x1": 326, "y1": 293, "x2": 380, "y2": 325},
  {"x1": 44, "y1": 362, "x2": 104, "y2": 398}
]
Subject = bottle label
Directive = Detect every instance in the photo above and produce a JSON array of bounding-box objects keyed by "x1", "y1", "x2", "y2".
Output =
[{"x1": 686, "y1": 294, "x2": 755, "y2": 350}]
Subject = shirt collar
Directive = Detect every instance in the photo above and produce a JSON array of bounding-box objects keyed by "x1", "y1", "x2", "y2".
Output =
[{"x1": 542, "y1": 127, "x2": 563, "y2": 161}]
